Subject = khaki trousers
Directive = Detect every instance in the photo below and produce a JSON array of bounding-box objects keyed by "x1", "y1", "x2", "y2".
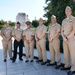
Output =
[
  {"x1": 24, "y1": 41, "x2": 34, "y2": 60},
  {"x1": 36, "y1": 39, "x2": 47, "y2": 62},
  {"x1": 2, "y1": 40, "x2": 12, "y2": 59},
  {"x1": 49, "y1": 39, "x2": 61, "y2": 65},
  {"x1": 63, "y1": 36, "x2": 75, "y2": 71}
]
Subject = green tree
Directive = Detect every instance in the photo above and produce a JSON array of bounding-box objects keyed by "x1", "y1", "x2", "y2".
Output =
[
  {"x1": 0, "y1": 20, "x2": 15, "y2": 30},
  {"x1": 32, "y1": 20, "x2": 39, "y2": 27},
  {"x1": 32, "y1": 19, "x2": 49, "y2": 27},
  {"x1": 0, "y1": 19, "x2": 5, "y2": 25},
  {"x1": 44, "y1": 0, "x2": 75, "y2": 24},
  {"x1": 8, "y1": 21, "x2": 15, "y2": 28},
  {"x1": 0, "y1": 20, "x2": 5, "y2": 29},
  {"x1": 43, "y1": 20, "x2": 49, "y2": 26}
]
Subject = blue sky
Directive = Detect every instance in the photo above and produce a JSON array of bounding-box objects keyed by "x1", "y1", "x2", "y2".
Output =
[{"x1": 0, "y1": 0, "x2": 47, "y2": 22}]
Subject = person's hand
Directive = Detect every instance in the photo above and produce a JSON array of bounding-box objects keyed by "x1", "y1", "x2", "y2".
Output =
[
  {"x1": 26, "y1": 39, "x2": 29, "y2": 44},
  {"x1": 49, "y1": 38, "x2": 53, "y2": 42},
  {"x1": 36, "y1": 37, "x2": 40, "y2": 41},
  {"x1": 29, "y1": 40, "x2": 32, "y2": 43},
  {"x1": 16, "y1": 38, "x2": 20, "y2": 42},
  {"x1": 63, "y1": 37, "x2": 68, "y2": 43},
  {"x1": 4, "y1": 38, "x2": 8, "y2": 41},
  {"x1": 6, "y1": 38, "x2": 10, "y2": 41},
  {"x1": 18, "y1": 38, "x2": 21, "y2": 42}
]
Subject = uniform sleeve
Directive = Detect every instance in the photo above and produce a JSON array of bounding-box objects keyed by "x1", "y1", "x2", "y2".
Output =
[
  {"x1": 23, "y1": 30, "x2": 26, "y2": 36},
  {"x1": 12, "y1": 29, "x2": 15, "y2": 36},
  {"x1": 0, "y1": 30, "x2": 1, "y2": 35},
  {"x1": 73, "y1": 18, "x2": 75, "y2": 30},
  {"x1": 57, "y1": 25, "x2": 61, "y2": 33},
  {"x1": 35, "y1": 27, "x2": 38, "y2": 34},
  {"x1": 48, "y1": 28, "x2": 50, "y2": 34},
  {"x1": 35, "y1": 28, "x2": 38, "y2": 40},
  {"x1": 43, "y1": 26, "x2": 47, "y2": 34},
  {"x1": 32, "y1": 30, "x2": 35, "y2": 35},
  {"x1": 61, "y1": 21, "x2": 64, "y2": 32},
  {"x1": 1, "y1": 28, "x2": 4, "y2": 36},
  {"x1": 21, "y1": 30, "x2": 23, "y2": 35},
  {"x1": 11, "y1": 28, "x2": 13, "y2": 35}
]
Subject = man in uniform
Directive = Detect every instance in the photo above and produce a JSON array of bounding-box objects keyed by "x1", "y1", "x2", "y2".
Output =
[
  {"x1": 47, "y1": 15, "x2": 61, "y2": 69},
  {"x1": 1, "y1": 21, "x2": 12, "y2": 62},
  {"x1": 23, "y1": 21, "x2": 35, "y2": 62},
  {"x1": 61, "y1": 6, "x2": 75, "y2": 75},
  {"x1": 12, "y1": 22, "x2": 23, "y2": 63},
  {"x1": 35, "y1": 18, "x2": 47, "y2": 65}
]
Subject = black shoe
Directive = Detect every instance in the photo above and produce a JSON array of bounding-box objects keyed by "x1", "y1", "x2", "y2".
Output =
[
  {"x1": 41, "y1": 62, "x2": 47, "y2": 65},
  {"x1": 55, "y1": 65, "x2": 61, "y2": 69},
  {"x1": 67, "y1": 71, "x2": 75, "y2": 75},
  {"x1": 30, "y1": 60, "x2": 33, "y2": 62},
  {"x1": 12, "y1": 60, "x2": 15, "y2": 63},
  {"x1": 12, "y1": 59, "x2": 16, "y2": 63},
  {"x1": 61, "y1": 67, "x2": 70, "y2": 70},
  {"x1": 36, "y1": 60, "x2": 43, "y2": 63},
  {"x1": 47, "y1": 63, "x2": 56, "y2": 66},
  {"x1": 25, "y1": 60, "x2": 29, "y2": 63},
  {"x1": 19, "y1": 58, "x2": 23, "y2": 61},
  {"x1": 10, "y1": 58, "x2": 13, "y2": 60},
  {"x1": 4, "y1": 59, "x2": 6, "y2": 62}
]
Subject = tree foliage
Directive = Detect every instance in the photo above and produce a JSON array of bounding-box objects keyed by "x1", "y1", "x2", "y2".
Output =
[
  {"x1": 32, "y1": 20, "x2": 39, "y2": 27},
  {"x1": 32, "y1": 19, "x2": 49, "y2": 27},
  {"x1": 44, "y1": 0, "x2": 75, "y2": 24},
  {"x1": 0, "y1": 20, "x2": 15, "y2": 29}
]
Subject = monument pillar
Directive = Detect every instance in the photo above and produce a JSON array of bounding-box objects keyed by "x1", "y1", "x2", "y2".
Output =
[{"x1": 16, "y1": 13, "x2": 28, "y2": 30}]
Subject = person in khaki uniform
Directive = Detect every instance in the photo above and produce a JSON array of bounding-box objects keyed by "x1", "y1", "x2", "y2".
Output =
[
  {"x1": 47, "y1": 15, "x2": 61, "y2": 69},
  {"x1": 1, "y1": 21, "x2": 12, "y2": 62},
  {"x1": 12, "y1": 22, "x2": 23, "y2": 63},
  {"x1": 23, "y1": 21, "x2": 35, "y2": 62},
  {"x1": 35, "y1": 18, "x2": 47, "y2": 65},
  {"x1": 61, "y1": 6, "x2": 75, "y2": 75}
]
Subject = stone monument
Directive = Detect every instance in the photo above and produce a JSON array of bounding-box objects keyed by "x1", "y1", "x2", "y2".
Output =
[{"x1": 16, "y1": 13, "x2": 28, "y2": 30}]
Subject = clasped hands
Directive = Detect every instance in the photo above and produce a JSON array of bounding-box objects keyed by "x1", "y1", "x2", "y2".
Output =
[{"x1": 49, "y1": 37, "x2": 53, "y2": 42}]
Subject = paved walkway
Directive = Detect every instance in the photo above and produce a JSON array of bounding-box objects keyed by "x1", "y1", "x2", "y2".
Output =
[{"x1": 0, "y1": 37, "x2": 68, "y2": 75}]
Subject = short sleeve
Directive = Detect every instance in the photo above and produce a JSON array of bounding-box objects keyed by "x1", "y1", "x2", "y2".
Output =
[
  {"x1": 23, "y1": 30, "x2": 26, "y2": 36},
  {"x1": 32, "y1": 30, "x2": 35, "y2": 35},
  {"x1": 43, "y1": 26, "x2": 47, "y2": 34},
  {"x1": 73, "y1": 18, "x2": 75, "y2": 29},
  {"x1": 21, "y1": 30, "x2": 23, "y2": 35},
  {"x1": 1, "y1": 28, "x2": 4, "y2": 35},
  {"x1": 12, "y1": 29, "x2": 15, "y2": 36},
  {"x1": 57, "y1": 25, "x2": 61, "y2": 33},
  {"x1": 48, "y1": 28, "x2": 50, "y2": 34},
  {"x1": 35, "y1": 27, "x2": 38, "y2": 34},
  {"x1": 61, "y1": 20, "x2": 64, "y2": 32},
  {"x1": 0, "y1": 30, "x2": 1, "y2": 35}
]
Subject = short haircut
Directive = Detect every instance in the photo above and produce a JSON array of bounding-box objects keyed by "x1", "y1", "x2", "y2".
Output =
[
  {"x1": 65, "y1": 6, "x2": 72, "y2": 11},
  {"x1": 51, "y1": 15, "x2": 56, "y2": 19},
  {"x1": 5, "y1": 21, "x2": 8, "y2": 24},
  {"x1": 17, "y1": 22, "x2": 20, "y2": 25}
]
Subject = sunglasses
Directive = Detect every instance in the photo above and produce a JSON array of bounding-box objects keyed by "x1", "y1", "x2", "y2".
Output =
[{"x1": 27, "y1": 24, "x2": 30, "y2": 25}]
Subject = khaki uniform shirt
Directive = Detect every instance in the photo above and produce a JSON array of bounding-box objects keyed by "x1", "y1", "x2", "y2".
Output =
[
  {"x1": 35, "y1": 25, "x2": 47, "y2": 40},
  {"x1": 62, "y1": 16, "x2": 75, "y2": 37},
  {"x1": 1, "y1": 27, "x2": 12, "y2": 38},
  {"x1": 23, "y1": 28, "x2": 34, "y2": 41},
  {"x1": 48, "y1": 23, "x2": 60, "y2": 39},
  {"x1": 12, "y1": 28, "x2": 23, "y2": 39}
]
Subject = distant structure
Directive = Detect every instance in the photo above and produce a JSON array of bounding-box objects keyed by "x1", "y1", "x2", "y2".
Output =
[{"x1": 16, "y1": 13, "x2": 29, "y2": 30}]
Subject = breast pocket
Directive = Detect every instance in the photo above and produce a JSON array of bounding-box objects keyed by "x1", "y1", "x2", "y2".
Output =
[{"x1": 68, "y1": 20, "x2": 73, "y2": 25}]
